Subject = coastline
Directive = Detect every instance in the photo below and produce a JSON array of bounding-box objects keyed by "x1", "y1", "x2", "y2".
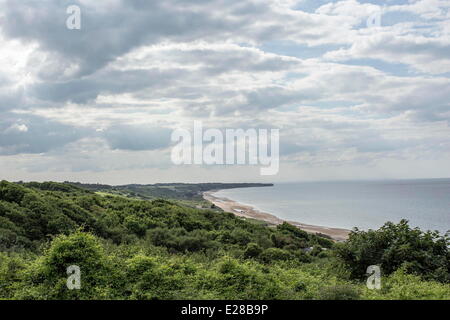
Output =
[{"x1": 203, "y1": 190, "x2": 350, "y2": 241}]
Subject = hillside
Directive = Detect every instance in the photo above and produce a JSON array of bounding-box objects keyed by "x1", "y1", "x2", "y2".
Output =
[
  {"x1": 64, "y1": 182, "x2": 274, "y2": 201},
  {"x1": 0, "y1": 180, "x2": 449, "y2": 300}
]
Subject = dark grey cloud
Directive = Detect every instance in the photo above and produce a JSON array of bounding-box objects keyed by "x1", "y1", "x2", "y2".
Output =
[
  {"x1": 280, "y1": 141, "x2": 320, "y2": 156},
  {"x1": 26, "y1": 45, "x2": 299, "y2": 105},
  {"x1": 0, "y1": 113, "x2": 174, "y2": 155},
  {"x1": 389, "y1": 81, "x2": 450, "y2": 117},
  {"x1": 29, "y1": 68, "x2": 188, "y2": 104},
  {"x1": 103, "y1": 125, "x2": 172, "y2": 151},
  {"x1": 0, "y1": 88, "x2": 25, "y2": 111},
  {"x1": 167, "y1": 47, "x2": 299, "y2": 74},
  {"x1": 0, "y1": 113, "x2": 89, "y2": 155},
  {"x1": 0, "y1": 0, "x2": 262, "y2": 79}
]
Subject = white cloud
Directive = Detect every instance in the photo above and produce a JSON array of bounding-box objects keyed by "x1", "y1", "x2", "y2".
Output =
[{"x1": 324, "y1": 33, "x2": 450, "y2": 74}]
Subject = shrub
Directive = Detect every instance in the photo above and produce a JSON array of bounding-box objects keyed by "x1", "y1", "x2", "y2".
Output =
[
  {"x1": 336, "y1": 220, "x2": 450, "y2": 283},
  {"x1": 244, "y1": 243, "x2": 263, "y2": 259},
  {"x1": 0, "y1": 252, "x2": 28, "y2": 299},
  {"x1": 318, "y1": 284, "x2": 360, "y2": 300},
  {"x1": 310, "y1": 245, "x2": 323, "y2": 257},
  {"x1": 14, "y1": 232, "x2": 113, "y2": 299},
  {"x1": 277, "y1": 222, "x2": 309, "y2": 239},
  {"x1": 210, "y1": 258, "x2": 284, "y2": 299},
  {"x1": 362, "y1": 269, "x2": 450, "y2": 300},
  {"x1": 0, "y1": 181, "x2": 27, "y2": 204},
  {"x1": 260, "y1": 248, "x2": 293, "y2": 263},
  {"x1": 125, "y1": 255, "x2": 187, "y2": 299}
]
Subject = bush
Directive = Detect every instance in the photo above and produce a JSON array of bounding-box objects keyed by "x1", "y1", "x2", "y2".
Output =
[
  {"x1": 0, "y1": 181, "x2": 26, "y2": 204},
  {"x1": 0, "y1": 252, "x2": 28, "y2": 299},
  {"x1": 362, "y1": 269, "x2": 450, "y2": 300},
  {"x1": 313, "y1": 236, "x2": 334, "y2": 249},
  {"x1": 318, "y1": 284, "x2": 360, "y2": 300},
  {"x1": 209, "y1": 258, "x2": 284, "y2": 299},
  {"x1": 244, "y1": 243, "x2": 263, "y2": 259},
  {"x1": 310, "y1": 245, "x2": 323, "y2": 257},
  {"x1": 277, "y1": 222, "x2": 309, "y2": 238},
  {"x1": 336, "y1": 220, "x2": 450, "y2": 283},
  {"x1": 260, "y1": 248, "x2": 293, "y2": 263},
  {"x1": 14, "y1": 232, "x2": 113, "y2": 299},
  {"x1": 125, "y1": 255, "x2": 187, "y2": 299}
]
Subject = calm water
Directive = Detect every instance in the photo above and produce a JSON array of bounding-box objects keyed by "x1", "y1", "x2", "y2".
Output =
[{"x1": 214, "y1": 179, "x2": 450, "y2": 234}]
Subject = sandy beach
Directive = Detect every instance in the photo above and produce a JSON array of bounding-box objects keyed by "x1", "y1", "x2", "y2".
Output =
[{"x1": 204, "y1": 191, "x2": 350, "y2": 241}]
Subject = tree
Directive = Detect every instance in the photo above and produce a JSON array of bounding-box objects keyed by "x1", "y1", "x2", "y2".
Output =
[
  {"x1": 335, "y1": 220, "x2": 450, "y2": 283},
  {"x1": 244, "y1": 243, "x2": 263, "y2": 259},
  {"x1": 15, "y1": 232, "x2": 113, "y2": 299}
]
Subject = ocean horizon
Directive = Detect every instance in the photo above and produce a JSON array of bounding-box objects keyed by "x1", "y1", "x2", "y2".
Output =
[{"x1": 214, "y1": 178, "x2": 450, "y2": 234}]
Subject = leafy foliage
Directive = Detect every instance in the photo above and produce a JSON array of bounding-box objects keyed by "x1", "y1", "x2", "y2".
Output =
[
  {"x1": 0, "y1": 181, "x2": 449, "y2": 300},
  {"x1": 335, "y1": 220, "x2": 450, "y2": 283}
]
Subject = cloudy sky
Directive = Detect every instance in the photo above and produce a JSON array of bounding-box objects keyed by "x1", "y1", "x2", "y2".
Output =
[{"x1": 0, "y1": 0, "x2": 449, "y2": 184}]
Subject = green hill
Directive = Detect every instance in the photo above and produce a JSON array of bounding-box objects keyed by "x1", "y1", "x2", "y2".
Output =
[{"x1": 64, "y1": 181, "x2": 274, "y2": 201}]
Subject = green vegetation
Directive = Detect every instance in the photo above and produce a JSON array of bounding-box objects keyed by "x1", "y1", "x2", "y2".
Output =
[
  {"x1": 0, "y1": 180, "x2": 449, "y2": 300},
  {"x1": 336, "y1": 220, "x2": 450, "y2": 283},
  {"x1": 64, "y1": 182, "x2": 273, "y2": 201}
]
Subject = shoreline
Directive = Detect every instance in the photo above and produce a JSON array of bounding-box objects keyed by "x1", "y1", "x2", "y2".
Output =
[{"x1": 203, "y1": 190, "x2": 350, "y2": 241}]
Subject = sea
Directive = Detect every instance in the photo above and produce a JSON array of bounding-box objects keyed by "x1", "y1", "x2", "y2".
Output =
[{"x1": 213, "y1": 179, "x2": 450, "y2": 234}]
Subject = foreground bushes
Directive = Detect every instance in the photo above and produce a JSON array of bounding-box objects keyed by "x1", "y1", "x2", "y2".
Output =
[
  {"x1": 336, "y1": 220, "x2": 450, "y2": 283},
  {"x1": 12, "y1": 232, "x2": 112, "y2": 299},
  {"x1": 0, "y1": 232, "x2": 450, "y2": 300},
  {"x1": 1, "y1": 231, "x2": 449, "y2": 300}
]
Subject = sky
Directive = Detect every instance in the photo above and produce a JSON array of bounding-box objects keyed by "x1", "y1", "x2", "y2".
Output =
[{"x1": 0, "y1": 0, "x2": 449, "y2": 184}]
